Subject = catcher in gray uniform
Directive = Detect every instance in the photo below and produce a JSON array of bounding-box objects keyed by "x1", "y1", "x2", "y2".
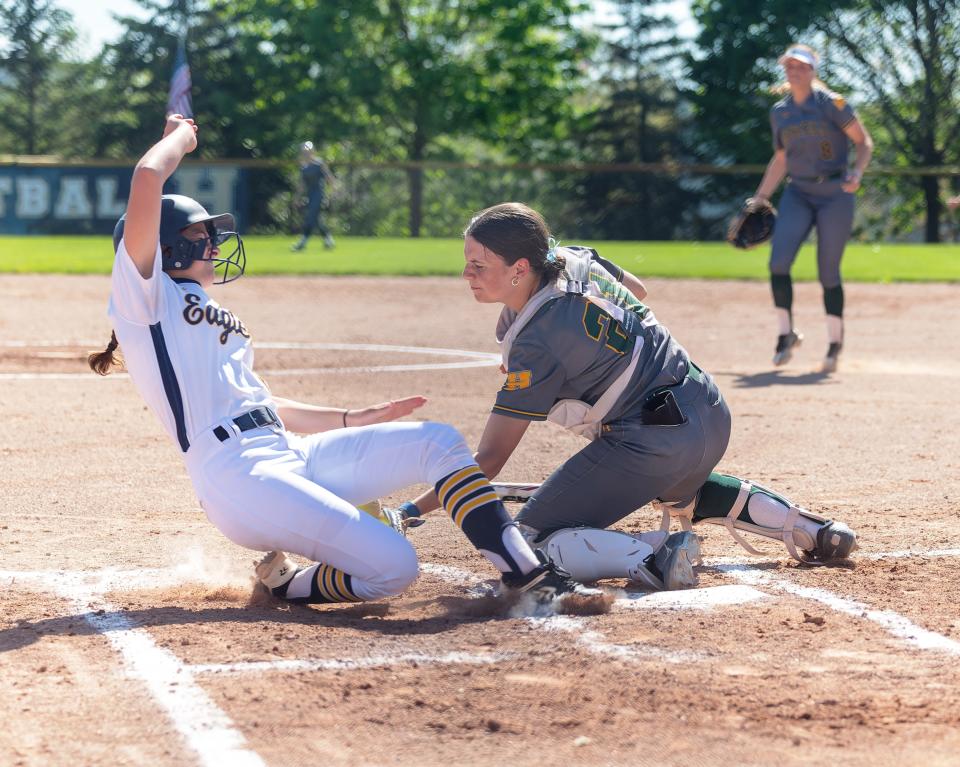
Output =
[
  {"x1": 752, "y1": 44, "x2": 872, "y2": 373},
  {"x1": 397, "y1": 203, "x2": 858, "y2": 590}
]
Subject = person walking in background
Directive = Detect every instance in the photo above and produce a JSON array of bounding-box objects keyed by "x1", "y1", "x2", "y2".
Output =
[
  {"x1": 291, "y1": 140, "x2": 336, "y2": 251},
  {"x1": 751, "y1": 44, "x2": 873, "y2": 373}
]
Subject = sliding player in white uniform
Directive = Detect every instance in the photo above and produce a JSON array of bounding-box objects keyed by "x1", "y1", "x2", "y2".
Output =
[{"x1": 88, "y1": 116, "x2": 585, "y2": 606}]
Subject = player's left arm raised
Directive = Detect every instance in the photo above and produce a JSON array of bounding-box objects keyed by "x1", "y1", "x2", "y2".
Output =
[
  {"x1": 841, "y1": 117, "x2": 873, "y2": 193},
  {"x1": 273, "y1": 395, "x2": 427, "y2": 433}
]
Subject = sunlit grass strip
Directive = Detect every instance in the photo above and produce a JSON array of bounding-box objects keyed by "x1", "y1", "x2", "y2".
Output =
[{"x1": 0, "y1": 235, "x2": 957, "y2": 281}]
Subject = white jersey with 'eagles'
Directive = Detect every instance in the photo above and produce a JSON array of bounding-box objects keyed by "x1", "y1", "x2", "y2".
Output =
[{"x1": 108, "y1": 242, "x2": 275, "y2": 453}]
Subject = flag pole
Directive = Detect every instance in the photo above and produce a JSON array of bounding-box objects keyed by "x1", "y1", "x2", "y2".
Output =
[{"x1": 165, "y1": 29, "x2": 193, "y2": 118}]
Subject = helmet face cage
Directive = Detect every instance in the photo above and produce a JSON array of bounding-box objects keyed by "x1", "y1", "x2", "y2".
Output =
[
  {"x1": 168, "y1": 224, "x2": 246, "y2": 284},
  {"x1": 113, "y1": 196, "x2": 247, "y2": 284},
  {"x1": 210, "y1": 230, "x2": 246, "y2": 284}
]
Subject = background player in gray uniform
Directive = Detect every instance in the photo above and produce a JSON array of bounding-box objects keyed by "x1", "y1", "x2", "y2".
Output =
[
  {"x1": 396, "y1": 203, "x2": 858, "y2": 588},
  {"x1": 291, "y1": 140, "x2": 336, "y2": 251},
  {"x1": 752, "y1": 44, "x2": 873, "y2": 373},
  {"x1": 88, "y1": 117, "x2": 587, "y2": 608}
]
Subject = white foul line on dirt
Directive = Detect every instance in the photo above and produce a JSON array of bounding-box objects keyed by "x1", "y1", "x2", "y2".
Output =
[
  {"x1": 424, "y1": 557, "x2": 960, "y2": 657},
  {"x1": 529, "y1": 614, "x2": 706, "y2": 663},
  {"x1": 190, "y1": 651, "x2": 513, "y2": 676},
  {"x1": 5, "y1": 570, "x2": 265, "y2": 767},
  {"x1": 0, "y1": 340, "x2": 501, "y2": 380},
  {"x1": 858, "y1": 548, "x2": 960, "y2": 560},
  {"x1": 421, "y1": 562, "x2": 765, "y2": 664},
  {"x1": 719, "y1": 565, "x2": 960, "y2": 656}
]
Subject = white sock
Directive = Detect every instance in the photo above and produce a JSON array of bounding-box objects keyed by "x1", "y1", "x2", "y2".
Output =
[
  {"x1": 285, "y1": 564, "x2": 319, "y2": 600},
  {"x1": 502, "y1": 524, "x2": 542, "y2": 575},
  {"x1": 776, "y1": 308, "x2": 792, "y2": 335},
  {"x1": 826, "y1": 315, "x2": 844, "y2": 344}
]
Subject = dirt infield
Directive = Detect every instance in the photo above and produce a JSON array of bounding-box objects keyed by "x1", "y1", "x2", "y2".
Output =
[{"x1": 1, "y1": 273, "x2": 958, "y2": 767}]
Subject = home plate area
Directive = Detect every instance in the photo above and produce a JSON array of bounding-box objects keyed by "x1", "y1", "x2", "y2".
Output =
[
  {"x1": 5, "y1": 547, "x2": 960, "y2": 766},
  {"x1": 9, "y1": 552, "x2": 960, "y2": 697}
]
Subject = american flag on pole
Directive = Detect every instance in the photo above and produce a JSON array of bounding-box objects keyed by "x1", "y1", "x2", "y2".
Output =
[{"x1": 166, "y1": 35, "x2": 193, "y2": 117}]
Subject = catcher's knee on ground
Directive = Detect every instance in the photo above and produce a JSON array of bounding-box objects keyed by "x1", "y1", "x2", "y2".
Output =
[
  {"x1": 519, "y1": 525, "x2": 701, "y2": 591},
  {"x1": 688, "y1": 473, "x2": 858, "y2": 563},
  {"x1": 521, "y1": 526, "x2": 663, "y2": 582}
]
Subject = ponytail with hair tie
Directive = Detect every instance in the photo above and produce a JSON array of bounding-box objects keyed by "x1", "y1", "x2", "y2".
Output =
[{"x1": 88, "y1": 330, "x2": 123, "y2": 376}]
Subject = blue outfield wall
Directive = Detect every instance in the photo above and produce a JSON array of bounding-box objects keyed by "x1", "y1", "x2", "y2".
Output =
[{"x1": 0, "y1": 164, "x2": 250, "y2": 235}]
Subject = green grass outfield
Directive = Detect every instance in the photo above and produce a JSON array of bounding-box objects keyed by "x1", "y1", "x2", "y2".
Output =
[{"x1": 0, "y1": 235, "x2": 957, "y2": 281}]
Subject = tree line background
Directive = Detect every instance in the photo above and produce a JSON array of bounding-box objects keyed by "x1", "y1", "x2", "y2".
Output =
[{"x1": 3, "y1": 0, "x2": 960, "y2": 241}]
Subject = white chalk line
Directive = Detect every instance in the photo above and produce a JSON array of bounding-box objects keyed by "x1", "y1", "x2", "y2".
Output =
[
  {"x1": 708, "y1": 548, "x2": 960, "y2": 566},
  {"x1": 190, "y1": 651, "x2": 513, "y2": 676},
  {"x1": 421, "y1": 555, "x2": 960, "y2": 657},
  {"x1": 0, "y1": 340, "x2": 501, "y2": 380},
  {"x1": 718, "y1": 565, "x2": 960, "y2": 656},
  {"x1": 530, "y1": 614, "x2": 706, "y2": 663},
  {"x1": 1, "y1": 565, "x2": 503, "y2": 767},
  {"x1": 422, "y1": 562, "x2": 766, "y2": 664},
  {"x1": 45, "y1": 573, "x2": 266, "y2": 767},
  {"x1": 5, "y1": 544, "x2": 958, "y2": 766}
]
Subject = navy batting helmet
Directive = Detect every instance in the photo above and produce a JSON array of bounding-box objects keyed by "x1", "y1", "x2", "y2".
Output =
[{"x1": 112, "y1": 194, "x2": 246, "y2": 284}]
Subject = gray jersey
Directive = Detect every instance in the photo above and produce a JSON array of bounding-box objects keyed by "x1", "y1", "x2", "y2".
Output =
[
  {"x1": 770, "y1": 88, "x2": 856, "y2": 177},
  {"x1": 494, "y1": 263, "x2": 690, "y2": 424}
]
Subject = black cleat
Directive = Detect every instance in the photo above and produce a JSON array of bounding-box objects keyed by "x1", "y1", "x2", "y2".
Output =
[
  {"x1": 501, "y1": 560, "x2": 588, "y2": 604},
  {"x1": 773, "y1": 330, "x2": 803, "y2": 366}
]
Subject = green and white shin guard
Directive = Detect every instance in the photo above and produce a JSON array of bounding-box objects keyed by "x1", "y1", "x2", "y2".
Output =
[{"x1": 663, "y1": 473, "x2": 857, "y2": 564}]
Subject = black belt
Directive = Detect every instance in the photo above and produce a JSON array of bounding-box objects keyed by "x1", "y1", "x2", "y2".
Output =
[
  {"x1": 214, "y1": 406, "x2": 280, "y2": 442},
  {"x1": 788, "y1": 171, "x2": 845, "y2": 183}
]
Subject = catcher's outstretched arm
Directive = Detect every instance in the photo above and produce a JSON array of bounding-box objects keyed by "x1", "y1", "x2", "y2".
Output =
[
  {"x1": 619, "y1": 269, "x2": 647, "y2": 301},
  {"x1": 754, "y1": 149, "x2": 787, "y2": 202}
]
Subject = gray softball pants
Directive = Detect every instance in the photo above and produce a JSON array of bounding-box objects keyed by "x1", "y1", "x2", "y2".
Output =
[
  {"x1": 769, "y1": 180, "x2": 854, "y2": 289},
  {"x1": 516, "y1": 367, "x2": 732, "y2": 533}
]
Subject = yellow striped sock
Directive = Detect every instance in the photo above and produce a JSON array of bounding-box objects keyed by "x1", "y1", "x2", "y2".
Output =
[
  {"x1": 312, "y1": 564, "x2": 363, "y2": 603},
  {"x1": 438, "y1": 467, "x2": 498, "y2": 527}
]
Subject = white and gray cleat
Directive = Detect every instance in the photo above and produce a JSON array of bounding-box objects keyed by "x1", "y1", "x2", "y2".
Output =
[
  {"x1": 773, "y1": 330, "x2": 803, "y2": 366},
  {"x1": 628, "y1": 531, "x2": 701, "y2": 590},
  {"x1": 808, "y1": 520, "x2": 858, "y2": 561}
]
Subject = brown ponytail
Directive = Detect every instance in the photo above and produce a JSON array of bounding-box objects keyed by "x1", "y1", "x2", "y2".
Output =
[{"x1": 88, "y1": 330, "x2": 123, "y2": 375}]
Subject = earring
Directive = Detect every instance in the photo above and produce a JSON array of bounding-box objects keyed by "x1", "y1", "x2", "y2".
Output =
[{"x1": 511, "y1": 275, "x2": 520, "y2": 287}]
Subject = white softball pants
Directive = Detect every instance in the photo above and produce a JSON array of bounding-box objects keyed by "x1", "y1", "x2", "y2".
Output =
[{"x1": 184, "y1": 420, "x2": 472, "y2": 600}]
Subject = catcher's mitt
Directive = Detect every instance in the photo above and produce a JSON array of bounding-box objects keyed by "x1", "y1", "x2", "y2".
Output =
[{"x1": 726, "y1": 198, "x2": 777, "y2": 249}]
